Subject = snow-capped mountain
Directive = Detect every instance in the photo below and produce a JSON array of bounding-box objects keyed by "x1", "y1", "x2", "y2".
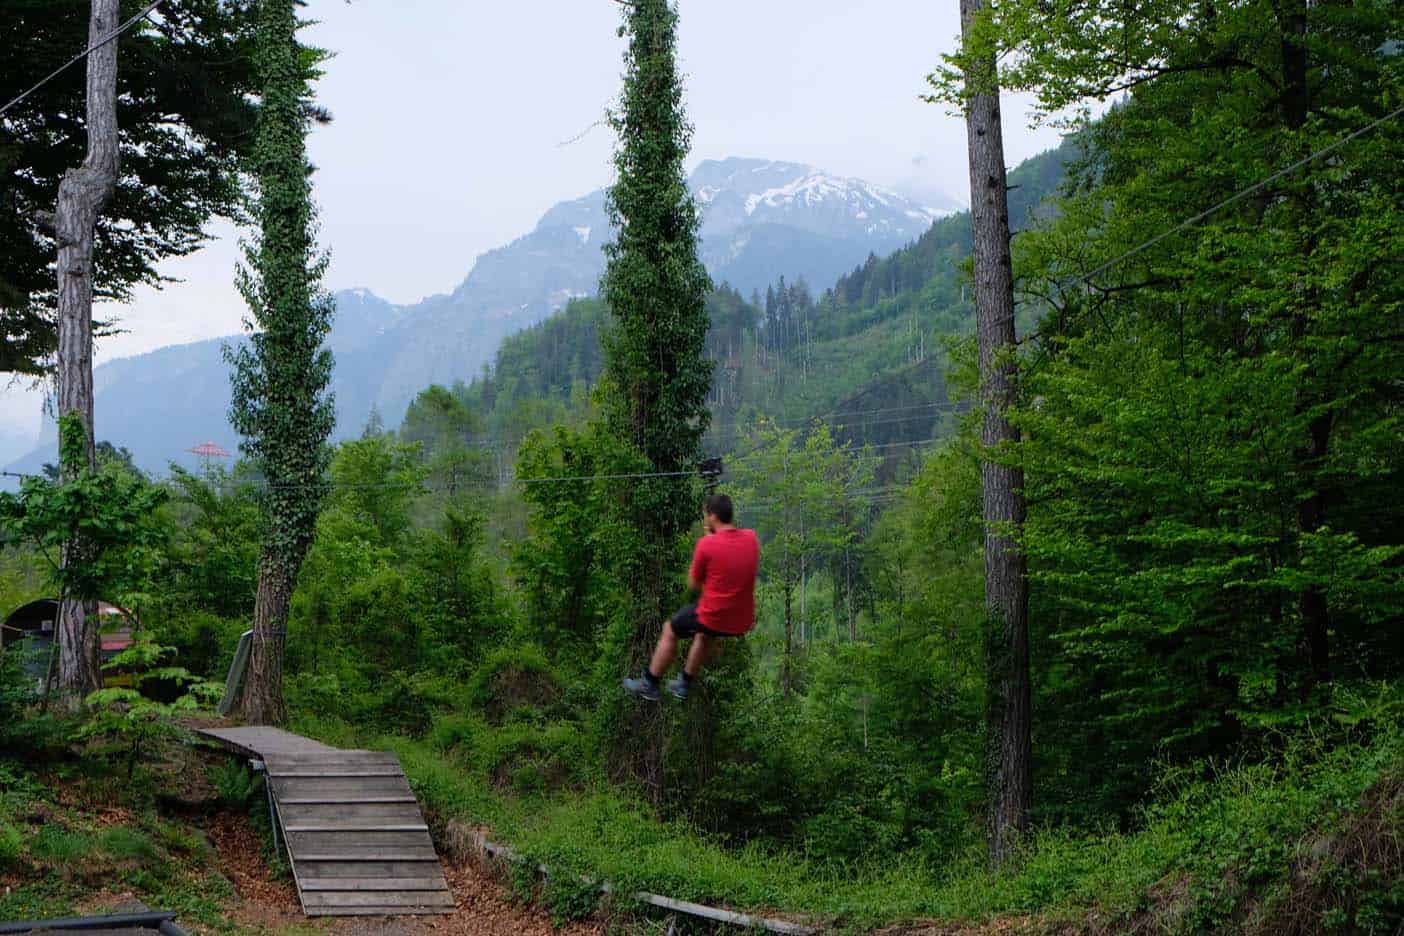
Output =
[
  {"x1": 7, "y1": 158, "x2": 958, "y2": 473},
  {"x1": 692, "y1": 158, "x2": 942, "y2": 244}
]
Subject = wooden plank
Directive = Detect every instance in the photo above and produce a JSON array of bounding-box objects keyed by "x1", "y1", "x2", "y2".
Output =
[
  {"x1": 278, "y1": 796, "x2": 417, "y2": 805},
  {"x1": 309, "y1": 906, "x2": 454, "y2": 917},
  {"x1": 293, "y1": 852, "x2": 442, "y2": 864},
  {"x1": 267, "y1": 769, "x2": 404, "y2": 778},
  {"x1": 289, "y1": 836, "x2": 432, "y2": 858},
  {"x1": 195, "y1": 726, "x2": 338, "y2": 758},
  {"x1": 198, "y1": 724, "x2": 454, "y2": 920},
  {"x1": 296, "y1": 859, "x2": 443, "y2": 879},
  {"x1": 270, "y1": 777, "x2": 413, "y2": 798},
  {"x1": 267, "y1": 753, "x2": 402, "y2": 767},
  {"x1": 302, "y1": 891, "x2": 455, "y2": 909},
  {"x1": 279, "y1": 803, "x2": 424, "y2": 824},
  {"x1": 287, "y1": 837, "x2": 436, "y2": 854},
  {"x1": 284, "y1": 823, "x2": 428, "y2": 833},
  {"x1": 300, "y1": 877, "x2": 447, "y2": 892}
]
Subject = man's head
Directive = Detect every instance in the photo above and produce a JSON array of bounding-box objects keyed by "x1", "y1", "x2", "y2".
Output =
[{"x1": 702, "y1": 493, "x2": 734, "y2": 532}]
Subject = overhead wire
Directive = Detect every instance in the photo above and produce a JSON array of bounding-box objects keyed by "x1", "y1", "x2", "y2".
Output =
[
  {"x1": 0, "y1": 0, "x2": 164, "y2": 120},
  {"x1": 998, "y1": 102, "x2": 1404, "y2": 330}
]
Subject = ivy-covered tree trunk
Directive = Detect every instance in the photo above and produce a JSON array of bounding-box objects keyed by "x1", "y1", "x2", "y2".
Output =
[
  {"x1": 599, "y1": 0, "x2": 713, "y2": 782},
  {"x1": 959, "y1": 0, "x2": 1032, "y2": 868},
  {"x1": 53, "y1": 0, "x2": 122, "y2": 707},
  {"x1": 242, "y1": 560, "x2": 292, "y2": 723},
  {"x1": 225, "y1": 0, "x2": 334, "y2": 725}
]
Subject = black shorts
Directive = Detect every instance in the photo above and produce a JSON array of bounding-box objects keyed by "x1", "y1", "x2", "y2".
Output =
[{"x1": 670, "y1": 603, "x2": 731, "y2": 639}]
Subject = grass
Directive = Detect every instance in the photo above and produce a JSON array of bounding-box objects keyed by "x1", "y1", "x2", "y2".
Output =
[
  {"x1": 0, "y1": 747, "x2": 242, "y2": 932},
  {"x1": 294, "y1": 710, "x2": 1403, "y2": 932}
]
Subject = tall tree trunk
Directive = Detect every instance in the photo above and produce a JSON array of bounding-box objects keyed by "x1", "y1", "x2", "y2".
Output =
[
  {"x1": 235, "y1": 557, "x2": 291, "y2": 724},
  {"x1": 959, "y1": 0, "x2": 1032, "y2": 869},
  {"x1": 782, "y1": 576, "x2": 794, "y2": 696},
  {"x1": 1275, "y1": 0, "x2": 1332, "y2": 690},
  {"x1": 53, "y1": 0, "x2": 122, "y2": 708},
  {"x1": 1295, "y1": 410, "x2": 1333, "y2": 686}
]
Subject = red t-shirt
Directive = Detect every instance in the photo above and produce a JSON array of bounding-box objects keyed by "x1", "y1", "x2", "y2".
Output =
[{"x1": 689, "y1": 528, "x2": 760, "y2": 635}]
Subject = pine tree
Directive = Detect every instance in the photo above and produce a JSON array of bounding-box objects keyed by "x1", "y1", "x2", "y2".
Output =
[{"x1": 224, "y1": 0, "x2": 334, "y2": 725}]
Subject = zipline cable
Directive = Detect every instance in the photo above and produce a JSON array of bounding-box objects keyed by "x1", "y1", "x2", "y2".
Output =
[
  {"x1": 1079, "y1": 103, "x2": 1404, "y2": 286},
  {"x1": 996, "y1": 102, "x2": 1404, "y2": 329},
  {"x1": 0, "y1": 0, "x2": 164, "y2": 120}
]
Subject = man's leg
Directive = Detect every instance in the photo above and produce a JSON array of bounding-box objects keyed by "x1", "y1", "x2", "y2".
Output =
[
  {"x1": 650, "y1": 619, "x2": 679, "y2": 680},
  {"x1": 667, "y1": 632, "x2": 721, "y2": 700},
  {"x1": 624, "y1": 616, "x2": 683, "y2": 701},
  {"x1": 683, "y1": 631, "x2": 713, "y2": 677}
]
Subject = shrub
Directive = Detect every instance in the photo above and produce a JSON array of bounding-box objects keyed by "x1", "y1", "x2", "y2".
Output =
[
  {"x1": 0, "y1": 821, "x2": 22, "y2": 871},
  {"x1": 466, "y1": 644, "x2": 562, "y2": 724},
  {"x1": 210, "y1": 759, "x2": 261, "y2": 808},
  {"x1": 99, "y1": 827, "x2": 160, "y2": 865},
  {"x1": 480, "y1": 721, "x2": 587, "y2": 793},
  {"x1": 429, "y1": 711, "x2": 484, "y2": 753},
  {"x1": 31, "y1": 826, "x2": 97, "y2": 866}
]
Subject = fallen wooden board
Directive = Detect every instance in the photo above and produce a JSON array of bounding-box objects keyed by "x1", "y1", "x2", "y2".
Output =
[{"x1": 471, "y1": 831, "x2": 820, "y2": 934}]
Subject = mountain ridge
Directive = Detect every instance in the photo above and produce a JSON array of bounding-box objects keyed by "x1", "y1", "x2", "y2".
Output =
[{"x1": 7, "y1": 157, "x2": 955, "y2": 474}]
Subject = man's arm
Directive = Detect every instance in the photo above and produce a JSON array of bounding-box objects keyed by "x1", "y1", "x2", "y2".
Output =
[{"x1": 687, "y1": 539, "x2": 708, "y2": 598}]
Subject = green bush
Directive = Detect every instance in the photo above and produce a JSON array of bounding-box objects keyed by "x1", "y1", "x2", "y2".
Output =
[
  {"x1": 31, "y1": 826, "x2": 97, "y2": 865},
  {"x1": 466, "y1": 644, "x2": 562, "y2": 724},
  {"x1": 209, "y1": 760, "x2": 261, "y2": 808},
  {"x1": 479, "y1": 721, "x2": 586, "y2": 794},
  {"x1": 429, "y1": 711, "x2": 484, "y2": 753},
  {"x1": 99, "y1": 827, "x2": 160, "y2": 865},
  {"x1": 0, "y1": 821, "x2": 22, "y2": 870},
  {"x1": 0, "y1": 643, "x2": 51, "y2": 754}
]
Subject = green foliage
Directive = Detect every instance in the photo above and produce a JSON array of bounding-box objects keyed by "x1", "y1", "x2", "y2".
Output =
[
  {"x1": 0, "y1": 639, "x2": 37, "y2": 747},
  {"x1": 601, "y1": 0, "x2": 713, "y2": 475},
  {"x1": 0, "y1": 415, "x2": 169, "y2": 605},
  {"x1": 159, "y1": 466, "x2": 261, "y2": 620},
  {"x1": 0, "y1": 820, "x2": 20, "y2": 871},
  {"x1": 209, "y1": 759, "x2": 261, "y2": 808},
  {"x1": 75, "y1": 632, "x2": 219, "y2": 779},
  {"x1": 924, "y1": 0, "x2": 1404, "y2": 823},
  {"x1": 731, "y1": 419, "x2": 877, "y2": 689},
  {"x1": 514, "y1": 423, "x2": 656, "y2": 657},
  {"x1": 0, "y1": 0, "x2": 262, "y2": 374},
  {"x1": 465, "y1": 644, "x2": 563, "y2": 721},
  {"x1": 224, "y1": 0, "x2": 335, "y2": 635},
  {"x1": 381, "y1": 695, "x2": 1404, "y2": 928},
  {"x1": 541, "y1": 871, "x2": 601, "y2": 926},
  {"x1": 598, "y1": 0, "x2": 715, "y2": 721}
]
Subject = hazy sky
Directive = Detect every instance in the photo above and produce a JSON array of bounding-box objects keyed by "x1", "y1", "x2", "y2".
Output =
[{"x1": 0, "y1": 0, "x2": 1067, "y2": 437}]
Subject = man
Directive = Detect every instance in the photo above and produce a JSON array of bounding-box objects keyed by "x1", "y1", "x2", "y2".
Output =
[{"x1": 623, "y1": 493, "x2": 759, "y2": 701}]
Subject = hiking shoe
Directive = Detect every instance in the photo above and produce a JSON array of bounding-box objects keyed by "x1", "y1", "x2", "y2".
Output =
[
  {"x1": 623, "y1": 675, "x2": 660, "y2": 702},
  {"x1": 666, "y1": 675, "x2": 689, "y2": 701}
]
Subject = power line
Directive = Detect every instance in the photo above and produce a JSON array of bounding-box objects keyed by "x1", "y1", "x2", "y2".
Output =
[
  {"x1": 0, "y1": 0, "x2": 163, "y2": 120},
  {"x1": 999, "y1": 102, "x2": 1404, "y2": 331},
  {"x1": 1081, "y1": 103, "x2": 1404, "y2": 285},
  {"x1": 516, "y1": 468, "x2": 697, "y2": 485}
]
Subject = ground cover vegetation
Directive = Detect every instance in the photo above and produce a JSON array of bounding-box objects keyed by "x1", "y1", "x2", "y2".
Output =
[{"x1": 0, "y1": 0, "x2": 1400, "y2": 931}]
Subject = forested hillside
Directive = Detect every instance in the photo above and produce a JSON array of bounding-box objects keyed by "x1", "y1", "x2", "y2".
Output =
[{"x1": 450, "y1": 137, "x2": 1077, "y2": 463}]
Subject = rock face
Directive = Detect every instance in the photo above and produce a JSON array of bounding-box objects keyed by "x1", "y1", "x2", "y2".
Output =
[{"x1": 8, "y1": 159, "x2": 953, "y2": 473}]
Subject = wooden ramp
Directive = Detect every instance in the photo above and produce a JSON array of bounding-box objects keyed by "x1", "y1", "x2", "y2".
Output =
[{"x1": 196, "y1": 727, "x2": 454, "y2": 917}]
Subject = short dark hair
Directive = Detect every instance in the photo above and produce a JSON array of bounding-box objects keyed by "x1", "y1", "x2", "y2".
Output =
[{"x1": 703, "y1": 493, "x2": 734, "y2": 524}]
